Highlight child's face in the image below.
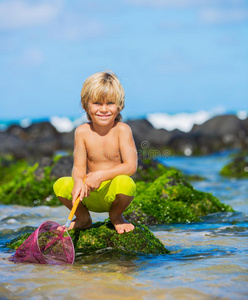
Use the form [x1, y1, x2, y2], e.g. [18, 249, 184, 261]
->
[88, 98, 119, 126]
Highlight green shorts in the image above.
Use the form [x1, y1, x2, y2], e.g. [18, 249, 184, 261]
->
[53, 175, 136, 213]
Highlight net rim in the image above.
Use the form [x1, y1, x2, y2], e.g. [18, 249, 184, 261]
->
[36, 220, 75, 265]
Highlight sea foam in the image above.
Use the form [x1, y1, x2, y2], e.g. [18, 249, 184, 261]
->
[50, 115, 87, 132]
[147, 111, 212, 132]
[147, 108, 247, 132]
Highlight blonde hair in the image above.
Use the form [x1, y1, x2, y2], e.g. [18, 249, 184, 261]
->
[81, 71, 125, 121]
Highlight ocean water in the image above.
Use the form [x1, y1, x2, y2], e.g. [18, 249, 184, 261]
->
[1, 109, 247, 133]
[0, 154, 247, 300]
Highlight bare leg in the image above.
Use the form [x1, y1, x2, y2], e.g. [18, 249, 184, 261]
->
[109, 194, 134, 234]
[58, 196, 92, 230]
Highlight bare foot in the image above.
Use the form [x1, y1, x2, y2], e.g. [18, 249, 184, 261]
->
[68, 217, 92, 230]
[109, 214, 134, 234]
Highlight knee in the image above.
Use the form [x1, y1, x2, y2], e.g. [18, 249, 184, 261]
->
[113, 175, 134, 184]
[112, 175, 136, 195]
[53, 177, 73, 198]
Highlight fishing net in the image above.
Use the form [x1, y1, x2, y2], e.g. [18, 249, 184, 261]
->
[10, 221, 75, 265]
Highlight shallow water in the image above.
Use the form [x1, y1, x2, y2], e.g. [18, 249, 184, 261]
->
[0, 154, 248, 300]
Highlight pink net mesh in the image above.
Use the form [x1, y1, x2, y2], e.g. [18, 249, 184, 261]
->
[11, 221, 75, 265]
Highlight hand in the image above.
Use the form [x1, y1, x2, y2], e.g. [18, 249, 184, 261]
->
[71, 179, 89, 204]
[84, 171, 104, 191]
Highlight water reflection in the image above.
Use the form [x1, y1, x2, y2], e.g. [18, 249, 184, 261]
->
[1, 154, 248, 299]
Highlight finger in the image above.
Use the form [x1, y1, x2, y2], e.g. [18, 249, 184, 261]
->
[79, 191, 84, 201]
[71, 193, 77, 203]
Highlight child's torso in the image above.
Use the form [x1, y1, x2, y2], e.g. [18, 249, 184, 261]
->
[85, 124, 122, 172]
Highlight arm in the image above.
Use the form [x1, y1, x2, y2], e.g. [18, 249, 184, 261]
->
[85, 124, 137, 189]
[71, 126, 88, 202]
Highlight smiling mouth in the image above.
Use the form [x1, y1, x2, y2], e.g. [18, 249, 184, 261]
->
[96, 114, 111, 118]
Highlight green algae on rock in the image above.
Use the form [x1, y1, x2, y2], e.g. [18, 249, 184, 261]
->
[132, 158, 205, 183]
[0, 156, 234, 226]
[220, 156, 248, 178]
[7, 221, 170, 256]
[0, 157, 60, 206]
[124, 169, 234, 225]
[132, 158, 170, 182]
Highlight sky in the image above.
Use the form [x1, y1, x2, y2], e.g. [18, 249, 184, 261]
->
[0, 0, 247, 120]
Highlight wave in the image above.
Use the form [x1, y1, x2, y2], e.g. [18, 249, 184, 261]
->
[50, 115, 87, 132]
[147, 108, 247, 132]
[1, 109, 247, 133]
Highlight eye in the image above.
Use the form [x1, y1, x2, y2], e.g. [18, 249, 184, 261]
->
[107, 101, 115, 105]
[93, 102, 100, 105]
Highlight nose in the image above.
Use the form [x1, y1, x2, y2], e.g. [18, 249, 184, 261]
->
[100, 104, 108, 112]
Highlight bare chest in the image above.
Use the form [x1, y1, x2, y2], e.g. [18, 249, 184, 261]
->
[86, 135, 121, 163]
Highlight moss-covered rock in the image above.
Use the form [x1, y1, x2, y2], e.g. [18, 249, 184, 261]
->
[0, 156, 233, 225]
[124, 169, 234, 225]
[132, 158, 205, 183]
[7, 221, 170, 256]
[0, 156, 28, 186]
[220, 156, 248, 178]
[0, 156, 60, 206]
[132, 158, 170, 182]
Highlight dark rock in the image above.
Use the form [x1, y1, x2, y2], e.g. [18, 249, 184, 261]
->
[132, 158, 169, 182]
[126, 118, 177, 149]
[167, 133, 223, 155]
[27, 137, 60, 157]
[34, 157, 54, 180]
[6, 124, 28, 140]
[50, 156, 73, 179]
[1, 122, 61, 158]
[191, 114, 248, 147]
[59, 130, 75, 151]
[24, 122, 59, 139]
[1, 114, 248, 159]
[168, 115, 248, 154]
[0, 132, 29, 159]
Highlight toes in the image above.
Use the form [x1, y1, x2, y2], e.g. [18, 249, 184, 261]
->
[115, 223, 135, 234]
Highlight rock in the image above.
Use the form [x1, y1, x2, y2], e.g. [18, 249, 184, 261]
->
[191, 114, 247, 138]
[132, 158, 169, 182]
[29, 137, 60, 157]
[124, 169, 234, 225]
[220, 155, 248, 178]
[2, 122, 61, 158]
[7, 221, 170, 257]
[59, 130, 75, 151]
[0, 132, 30, 159]
[167, 133, 221, 155]
[50, 156, 73, 178]
[24, 122, 59, 139]
[0, 161, 60, 206]
[6, 124, 28, 140]
[34, 157, 54, 180]
[191, 114, 248, 150]
[126, 119, 175, 149]
[23, 122, 61, 157]
[167, 115, 248, 155]
[2, 114, 248, 159]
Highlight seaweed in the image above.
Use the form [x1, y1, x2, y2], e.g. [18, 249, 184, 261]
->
[7, 221, 170, 256]
[124, 169, 234, 225]
[220, 155, 248, 178]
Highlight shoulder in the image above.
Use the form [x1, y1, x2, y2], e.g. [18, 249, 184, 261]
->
[116, 122, 132, 134]
[115, 122, 134, 139]
[75, 123, 91, 134]
[74, 123, 91, 137]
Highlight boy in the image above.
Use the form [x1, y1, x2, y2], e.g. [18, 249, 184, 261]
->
[53, 71, 137, 234]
